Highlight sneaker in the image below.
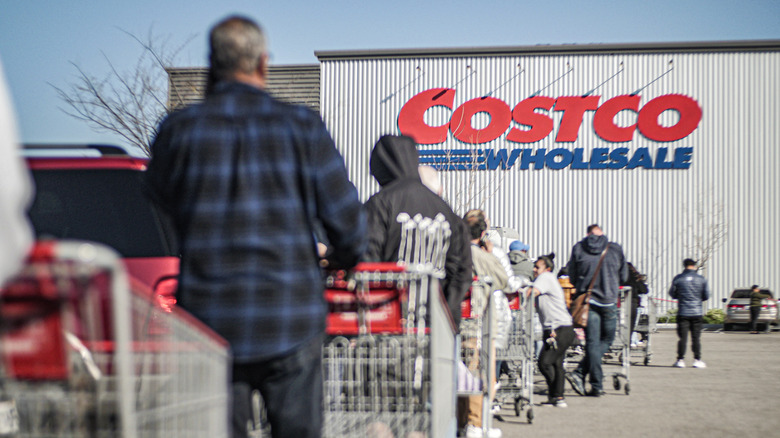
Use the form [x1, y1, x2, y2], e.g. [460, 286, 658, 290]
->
[541, 397, 570, 407]
[465, 424, 503, 438]
[566, 372, 586, 396]
[673, 359, 686, 368]
[491, 403, 502, 415]
[586, 389, 605, 397]
[692, 359, 707, 368]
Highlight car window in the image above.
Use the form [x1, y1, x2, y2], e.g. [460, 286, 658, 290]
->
[731, 290, 751, 299]
[28, 168, 177, 258]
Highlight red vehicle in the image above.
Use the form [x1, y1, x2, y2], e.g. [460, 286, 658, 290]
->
[23, 144, 179, 308]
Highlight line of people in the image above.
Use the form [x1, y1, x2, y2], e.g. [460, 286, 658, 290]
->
[0, 10, 733, 438]
[139, 13, 638, 433]
[448, 219, 632, 434]
[139, 13, 709, 438]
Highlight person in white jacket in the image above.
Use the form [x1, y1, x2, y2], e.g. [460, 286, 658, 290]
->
[0, 58, 34, 285]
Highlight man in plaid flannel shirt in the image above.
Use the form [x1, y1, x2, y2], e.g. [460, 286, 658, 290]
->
[146, 16, 365, 438]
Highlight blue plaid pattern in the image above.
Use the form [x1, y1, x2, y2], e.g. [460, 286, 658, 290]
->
[146, 81, 365, 361]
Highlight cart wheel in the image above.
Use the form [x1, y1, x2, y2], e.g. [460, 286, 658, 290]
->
[644, 356, 650, 366]
[527, 408, 534, 424]
[613, 376, 621, 391]
[625, 383, 630, 395]
[514, 399, 522, 417]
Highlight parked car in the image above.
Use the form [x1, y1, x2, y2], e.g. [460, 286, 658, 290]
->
[722, 288, 778, 331]
[23, 144, 179, 308]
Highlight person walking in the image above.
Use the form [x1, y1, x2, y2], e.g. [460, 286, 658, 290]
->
[749, 285, 772, 334]
[528, 254, 575, 408]
[564, 224, 628, 397]
[145, 15, 366, 438]
[669, 259, 710, 368]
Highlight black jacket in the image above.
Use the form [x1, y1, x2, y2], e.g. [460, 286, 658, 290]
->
[565, 234, 628, 305]
[669, 269, 710, 316]
[363, 135, 472, 326]
[623, 262, 649, 301]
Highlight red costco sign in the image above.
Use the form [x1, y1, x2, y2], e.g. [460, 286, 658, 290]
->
[398, 88, 702, 145]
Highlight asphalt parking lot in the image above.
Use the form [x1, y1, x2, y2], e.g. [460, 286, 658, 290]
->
[493, 328, 780, 438]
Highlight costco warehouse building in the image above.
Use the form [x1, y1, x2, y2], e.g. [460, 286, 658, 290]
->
[169, 40, 780, 314]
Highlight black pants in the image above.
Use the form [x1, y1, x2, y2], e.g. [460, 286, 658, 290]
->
[232, 334, 324, 438]
[750, 306, 762, 331]
[538, 325, 575, 399]
[676, 316, 703, 360]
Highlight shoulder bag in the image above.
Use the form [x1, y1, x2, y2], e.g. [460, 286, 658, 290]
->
[570, 246, 609, 328]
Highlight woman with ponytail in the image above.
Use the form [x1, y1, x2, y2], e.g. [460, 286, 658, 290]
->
[528, 253, 575, 408]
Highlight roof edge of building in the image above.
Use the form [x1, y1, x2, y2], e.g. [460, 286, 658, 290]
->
[315, 40, 780, 60]
[166, 64, 319, 73]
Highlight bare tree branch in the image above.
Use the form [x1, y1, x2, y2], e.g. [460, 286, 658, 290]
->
[49, 27, 194, 156]
[681, 187, 729, 275]
[450, 145, 508, 217]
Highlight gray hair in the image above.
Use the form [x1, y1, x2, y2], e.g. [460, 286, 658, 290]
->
[209, 16, 267, 81]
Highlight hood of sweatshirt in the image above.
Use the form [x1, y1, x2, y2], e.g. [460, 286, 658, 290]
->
[369, 135, 420, 187]
[508, 250, 530, 264]
[581, 234, 609, 255]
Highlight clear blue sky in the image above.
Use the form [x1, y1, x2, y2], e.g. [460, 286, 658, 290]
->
[1, 0, 778, 151]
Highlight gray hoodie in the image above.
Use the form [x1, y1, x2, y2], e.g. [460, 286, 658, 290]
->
[565, 234, 628, 305]
[508, 249, 534, 282]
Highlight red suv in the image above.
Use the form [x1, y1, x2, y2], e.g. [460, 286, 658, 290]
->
[23, 144, 179, 307]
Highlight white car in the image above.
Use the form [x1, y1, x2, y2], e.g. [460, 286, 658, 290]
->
[722, 289, 778, 331]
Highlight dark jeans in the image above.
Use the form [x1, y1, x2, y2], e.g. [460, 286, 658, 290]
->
[538, 325, 575, 399]
[232, 334, 324, 438]
[677, 316, 703, 360]
[750, 306, 762, 331]
[574, 304, 617, 392]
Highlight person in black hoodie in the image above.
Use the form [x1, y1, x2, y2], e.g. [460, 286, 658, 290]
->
[564, 224, 628, 397]
[364, 134, 472, 327]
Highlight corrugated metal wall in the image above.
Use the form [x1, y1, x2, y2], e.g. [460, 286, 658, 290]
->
[319, 45, 780, 314]
[167, 65, 320, 113]
[167, 68, 206, 110]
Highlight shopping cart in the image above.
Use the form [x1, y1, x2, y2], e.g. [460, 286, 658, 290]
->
[561, 279, 586, 374]
[631, 295, 658, 366]
[603, 286, 632, 395]
[493, 289, 535, 423]
[323, 213, 458, 438]
[0, 240, 230, 438]
[458, 277, 507, 434]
